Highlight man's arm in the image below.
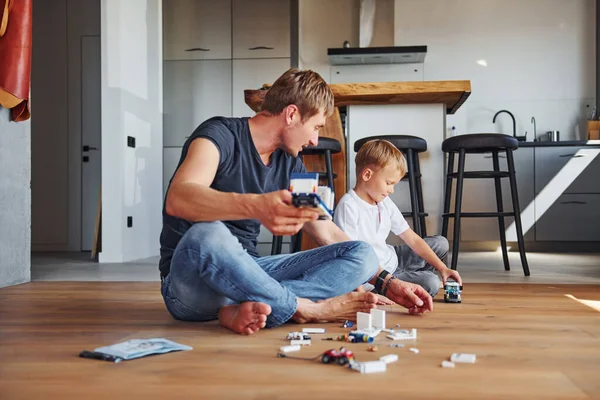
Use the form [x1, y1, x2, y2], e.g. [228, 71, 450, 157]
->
[166, 138, 318, 236]
[301, 219, 350, 247]
[399, 229, 462, 285]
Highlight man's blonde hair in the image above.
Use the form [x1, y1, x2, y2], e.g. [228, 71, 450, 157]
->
[261, 68, 334, 121]
[355, 139, 407, 178]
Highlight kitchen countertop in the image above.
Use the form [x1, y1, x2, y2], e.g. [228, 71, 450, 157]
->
[519, 140, 600, 147]
[245, 80, 471, 115]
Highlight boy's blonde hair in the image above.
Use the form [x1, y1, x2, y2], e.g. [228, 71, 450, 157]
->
[261, 68, 334, 122]
[355, 139, 407, 178]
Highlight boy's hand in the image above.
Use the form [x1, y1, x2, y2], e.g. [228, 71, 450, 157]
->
[385, 279, 433, 315]
[440, 268, 462, 286]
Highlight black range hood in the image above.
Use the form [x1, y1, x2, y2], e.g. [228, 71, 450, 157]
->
[327, 45, 427, 66]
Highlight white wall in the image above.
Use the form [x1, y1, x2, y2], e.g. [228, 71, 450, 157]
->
[395, 0, 596, 141]
[100, 0, 163, 262]
[0, 108, 31, 287]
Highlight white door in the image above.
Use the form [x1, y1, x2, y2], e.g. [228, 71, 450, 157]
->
[81, 35, 101, 251]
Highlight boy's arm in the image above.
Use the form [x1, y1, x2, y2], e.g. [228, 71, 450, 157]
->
[399, 229, 462, 285]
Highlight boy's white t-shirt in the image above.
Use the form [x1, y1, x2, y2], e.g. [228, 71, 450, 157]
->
[334, 189, 410, 275]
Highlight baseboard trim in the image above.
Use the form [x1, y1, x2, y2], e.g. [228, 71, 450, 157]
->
[455, 241, 600, 253]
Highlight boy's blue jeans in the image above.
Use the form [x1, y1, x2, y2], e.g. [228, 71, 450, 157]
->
[160, 221, 379, 328]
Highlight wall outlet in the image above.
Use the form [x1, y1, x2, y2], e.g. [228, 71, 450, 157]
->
[127, 216, 133, 227]
[127, 136, 136, 148]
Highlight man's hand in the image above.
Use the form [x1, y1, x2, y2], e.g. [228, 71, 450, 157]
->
[439, 268, 463, 286]
[376, 294, 396, 306]
[385, 279, 433, 315]
[254, 190, 319, 236]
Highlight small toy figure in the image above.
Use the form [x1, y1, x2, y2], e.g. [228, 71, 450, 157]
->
[367, 346, 378, 352]
[342, 320, 354, 328]
[444, 281, 462, 303]
[321, 347, 354, 365]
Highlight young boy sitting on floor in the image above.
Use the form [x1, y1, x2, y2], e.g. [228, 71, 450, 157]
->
[334, 139, 462, 296]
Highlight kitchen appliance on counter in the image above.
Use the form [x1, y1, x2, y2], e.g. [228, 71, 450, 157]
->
[537, 130, 560, 142]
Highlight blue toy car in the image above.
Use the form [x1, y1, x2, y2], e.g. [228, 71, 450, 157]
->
[444, 281, 462, 303]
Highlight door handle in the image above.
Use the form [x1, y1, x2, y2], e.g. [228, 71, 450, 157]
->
[249, 46, 274, 50]
[559, 154, 585, 158]
[560, 201, 587, 205]
[185, 48, 210, 52]
[83, 145, 98, 152]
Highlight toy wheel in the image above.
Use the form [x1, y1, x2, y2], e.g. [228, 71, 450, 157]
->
[338, 356, 348, 365]
[321, 355, 330, 364]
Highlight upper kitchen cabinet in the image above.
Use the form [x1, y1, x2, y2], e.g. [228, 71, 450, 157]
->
[163, 0, 232, 60]
[163, 59, 232, 147]
[232, 58, 291, 117]
[232, 0, 290, 59]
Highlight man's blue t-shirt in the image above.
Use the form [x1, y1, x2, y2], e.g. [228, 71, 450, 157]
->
[159, 117, 306, 278]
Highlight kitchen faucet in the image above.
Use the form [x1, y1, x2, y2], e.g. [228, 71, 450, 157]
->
[531, 116, 536, 139]
[493, 109, 526, 141]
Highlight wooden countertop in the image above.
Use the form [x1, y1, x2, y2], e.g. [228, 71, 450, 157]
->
[244, 80, 471, 114]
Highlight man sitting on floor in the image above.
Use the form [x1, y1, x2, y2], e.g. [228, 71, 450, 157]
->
[159, 68, 433, 335]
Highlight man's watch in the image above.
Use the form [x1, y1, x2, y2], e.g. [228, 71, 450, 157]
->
[374, 270, 390, 294]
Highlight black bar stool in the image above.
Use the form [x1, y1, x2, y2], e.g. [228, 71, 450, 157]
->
[354, 135, 429, 237]
[271, 137, 342, 255]
[441, 133, 530, 276]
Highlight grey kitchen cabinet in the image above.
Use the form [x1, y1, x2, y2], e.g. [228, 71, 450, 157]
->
[232, 0, 291, 59]
[163, 60, 232, 147]
[163, 147, 183, 196]
[535, 194, 600, 241]
[458, 148, 535, 242]
[232, 58, 291, 117]
[535, 147, 600, 195]
[163, 0, 232, 60]
[534, 146, 600, 241]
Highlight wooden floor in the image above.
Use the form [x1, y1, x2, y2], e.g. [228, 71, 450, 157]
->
[1, 283, 599, 400]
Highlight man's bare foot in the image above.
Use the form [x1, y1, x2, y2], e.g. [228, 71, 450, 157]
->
[292, 292, 378, 324]
[218, 302, 272, 335]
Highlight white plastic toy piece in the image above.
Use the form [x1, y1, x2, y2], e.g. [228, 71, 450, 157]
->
[290, 339, 311, 346]
[289, 173, 318, 194]
[286, 332, 310, 340]
[349, 360, 387, 374]
[382, 328, 395, 333]
[388, 343, 405, 348]
[302, 328, 326, 334]
[353, 310, 383, 337]
[450, 353, 476, 363]
[356, 312, 372, 331]
[379, 354, 399, 364]
[441, 361, 456, 368]
[386, 328, 417, 341]
[280, 345, 301, 353]
[371, 309, 386, 330]
[409, 348, 419, 354]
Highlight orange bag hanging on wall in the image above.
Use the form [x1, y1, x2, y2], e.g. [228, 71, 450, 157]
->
[0, 0, 32, 122]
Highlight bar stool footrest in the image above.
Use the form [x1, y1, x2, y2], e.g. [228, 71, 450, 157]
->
[448, 171, 510, 179]
[443, 212, 515, 218]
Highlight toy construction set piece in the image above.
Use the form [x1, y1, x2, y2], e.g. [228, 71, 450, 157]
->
[289, 173, 334, 220]
[444, 280, 462, 303]
[386, 328, 417, 341]
[322, 332, 374, 344]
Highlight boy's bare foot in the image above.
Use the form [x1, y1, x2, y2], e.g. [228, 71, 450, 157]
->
[292, 292, 378, 324]
[218, 302, 272, 335]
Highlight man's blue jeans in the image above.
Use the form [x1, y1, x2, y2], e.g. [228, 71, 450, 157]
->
[161, 221, 379, 328]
